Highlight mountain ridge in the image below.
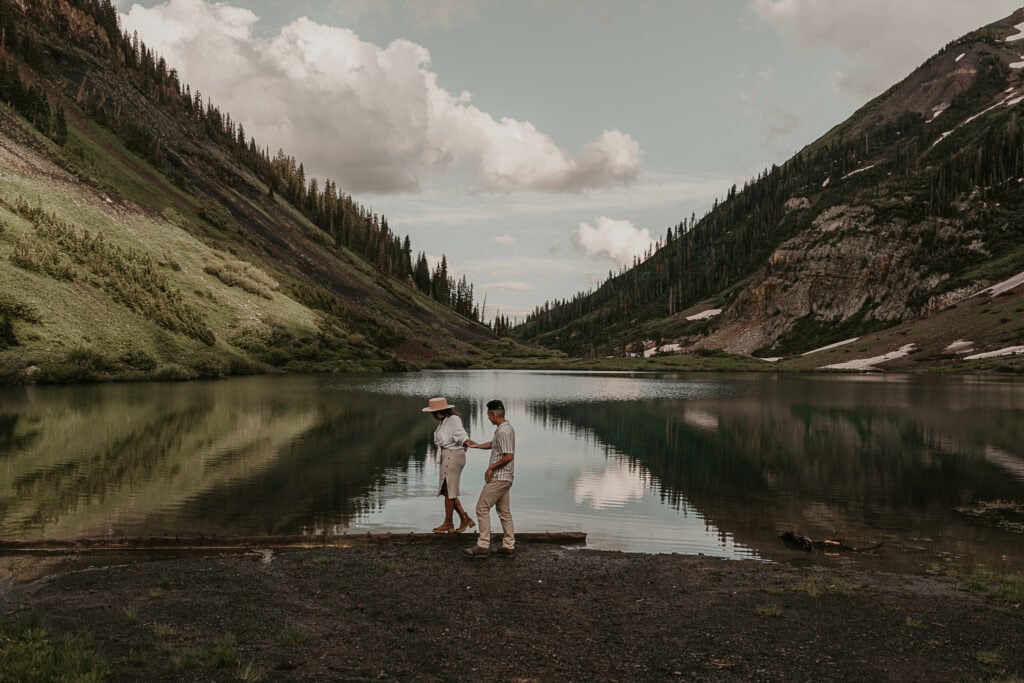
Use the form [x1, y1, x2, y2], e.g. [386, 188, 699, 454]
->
[0, 0, 536, 383]
[515, 7, 1024, 373]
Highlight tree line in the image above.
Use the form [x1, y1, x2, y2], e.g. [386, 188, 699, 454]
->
[516, 41, 1024, 353]
[2, 0, 485, 324]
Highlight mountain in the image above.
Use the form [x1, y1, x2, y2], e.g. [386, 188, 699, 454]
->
[0, 0, 518, 383]
[516, 9, 1024, 373]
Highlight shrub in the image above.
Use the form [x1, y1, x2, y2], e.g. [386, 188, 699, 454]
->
[226, 354, 268, 376]
[0, 316, 16, 348]
[152, 363, 197, 381]
[2, 197, 214, 345]
[203, 256, 279, 299]
[0, 356, 28, 384]
[32, 348, 119, 382]
[188, 353, 230, 379]
[119, 349, 157, 371]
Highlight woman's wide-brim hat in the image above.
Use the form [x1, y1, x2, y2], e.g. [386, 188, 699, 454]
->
[422, 396, 455, 412]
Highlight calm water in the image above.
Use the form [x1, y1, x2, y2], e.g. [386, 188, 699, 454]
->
[2, 371, 1023, 571]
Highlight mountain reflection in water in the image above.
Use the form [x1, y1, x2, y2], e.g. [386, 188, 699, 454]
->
[1, 371, 1022, 571]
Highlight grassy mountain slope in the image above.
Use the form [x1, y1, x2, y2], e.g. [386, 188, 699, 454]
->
[0, 0, 504, 383]
[516, 8, 1024, 373]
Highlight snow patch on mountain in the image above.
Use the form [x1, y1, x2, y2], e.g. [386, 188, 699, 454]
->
[974, 270, 1024, 297]
[1006, 22, 1024, 42]
[944, 340, 975, 354]
[686, 308, 722, 321]
[802, 337, 860, 356]
[842, 164, 876, 180]
[964, 345, 1024, 360]
[819, 344, 915, 371]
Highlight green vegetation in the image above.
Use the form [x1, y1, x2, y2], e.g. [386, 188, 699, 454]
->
[754, 604, 783, 617]
[976, 650, 1006, 676]
[0, 0, 497, 386]
[478, 350, 773, 373]
[5, 196, 214, 344]
[203, 255, 279, 300]
[236, 659, 267, 682]
[959, 568, 1024, 604]
[279, 624, 313, 646]
[511, 18, 1024, 361]
[0, 618, 108, 682]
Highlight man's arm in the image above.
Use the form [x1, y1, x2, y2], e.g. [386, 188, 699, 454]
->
[465, 440, 492, 449]
[485, 453, 514, 482]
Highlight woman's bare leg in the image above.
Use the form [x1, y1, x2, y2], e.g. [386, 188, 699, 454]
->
[444, 498, 455, 524]
[433, 481, 455, 532]
[453, 497, 474, 531]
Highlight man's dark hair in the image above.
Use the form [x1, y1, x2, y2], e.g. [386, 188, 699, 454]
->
[486, 399, 505, 413]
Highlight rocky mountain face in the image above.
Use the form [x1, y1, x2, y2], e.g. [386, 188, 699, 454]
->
[0, 0, 494, 383]
[517, 8, 1024, 370]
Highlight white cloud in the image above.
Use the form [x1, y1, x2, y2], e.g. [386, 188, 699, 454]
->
[479, 281, 535, 292]
[751, 0, 1021, 99]
[121, 0, 639, 194]
[571, 216, 657, 266]
[493, 234, 517, 247]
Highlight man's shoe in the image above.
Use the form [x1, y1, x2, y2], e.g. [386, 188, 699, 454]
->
[492, 546, 516, 558]
[462, 545, 490, 558]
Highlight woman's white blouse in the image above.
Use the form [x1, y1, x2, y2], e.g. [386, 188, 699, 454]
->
[434, 415, 469, 449]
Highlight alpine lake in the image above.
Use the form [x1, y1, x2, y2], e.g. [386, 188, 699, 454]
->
[2, 370, 1023, 573]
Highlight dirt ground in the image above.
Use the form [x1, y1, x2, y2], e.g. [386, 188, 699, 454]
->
[2, 543, 1022, 681]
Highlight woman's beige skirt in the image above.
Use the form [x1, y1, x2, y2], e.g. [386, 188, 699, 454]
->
[437, 447, 466, 498]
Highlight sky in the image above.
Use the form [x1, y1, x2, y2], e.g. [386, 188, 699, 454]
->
[116, 0, 1022, 320]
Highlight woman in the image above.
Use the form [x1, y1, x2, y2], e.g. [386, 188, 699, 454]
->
[422, 396, 476, 533]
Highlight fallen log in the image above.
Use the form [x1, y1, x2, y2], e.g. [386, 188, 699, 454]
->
[0, 531, 586, 554]
[778, 531, 882, 553]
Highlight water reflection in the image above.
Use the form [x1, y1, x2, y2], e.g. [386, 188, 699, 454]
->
[0, 371, 1022, 571]
[0, 378, 436, 538]
[529, 374, 1024, 568]
[572, 458, 650, 510]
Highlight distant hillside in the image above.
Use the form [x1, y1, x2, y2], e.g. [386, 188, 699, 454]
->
[516, 8, 1024, 373]
[0, 0, 503, 383]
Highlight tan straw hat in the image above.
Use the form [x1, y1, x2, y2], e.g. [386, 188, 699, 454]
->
[422, 396, 455, 412]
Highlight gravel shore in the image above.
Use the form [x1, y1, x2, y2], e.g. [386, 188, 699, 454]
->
[2, 543, 1023, 681]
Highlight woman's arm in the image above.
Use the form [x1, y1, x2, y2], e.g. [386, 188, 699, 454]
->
[451, 416, 470, 448]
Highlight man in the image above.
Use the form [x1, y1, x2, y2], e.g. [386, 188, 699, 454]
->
[463, 399, 515, 558]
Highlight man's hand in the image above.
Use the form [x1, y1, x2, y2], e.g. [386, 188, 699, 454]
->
[465, 439, 477, 448]
[484, 467, 493, 483]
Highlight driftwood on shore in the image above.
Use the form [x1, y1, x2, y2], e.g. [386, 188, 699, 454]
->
[778, 531, 883, 553]
[0, 531, 587, 554]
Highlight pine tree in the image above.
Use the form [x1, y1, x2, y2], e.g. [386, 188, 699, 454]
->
[53, 103, 67, 145]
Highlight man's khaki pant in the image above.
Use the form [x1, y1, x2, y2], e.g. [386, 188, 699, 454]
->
[475, 480, 514, 549]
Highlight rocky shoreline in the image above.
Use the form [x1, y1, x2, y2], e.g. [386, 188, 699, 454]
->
[2, 543, 1023, 680]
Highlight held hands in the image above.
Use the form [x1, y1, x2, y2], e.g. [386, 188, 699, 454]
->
[465, 439, 478, 448]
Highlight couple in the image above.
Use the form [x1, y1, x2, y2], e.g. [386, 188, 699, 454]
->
[423, 397, 516, 558]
